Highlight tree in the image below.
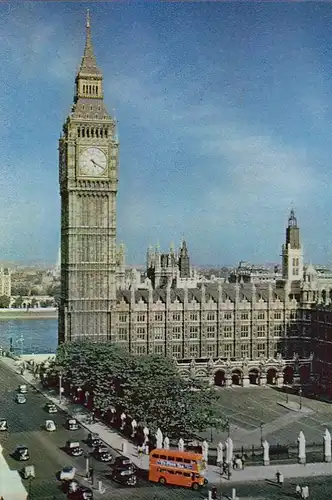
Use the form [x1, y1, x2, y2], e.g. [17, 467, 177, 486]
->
[50, 341, 225, 439]
[12, 296, 24, 308]
[0, 295, 10, 308]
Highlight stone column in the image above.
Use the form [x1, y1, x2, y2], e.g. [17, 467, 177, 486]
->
[276, 371, 284, 387]
[298, 431, 306, 464]
[324, 429, 332, 463]
[259, 371, 267, 387]
[225, 373, 232, 388]
[242, 375, 250, 387]
[262, 440, 270, 466]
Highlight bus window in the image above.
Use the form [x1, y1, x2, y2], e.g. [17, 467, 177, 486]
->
[168, 456, 175, 461]
[183, 472, 190, 477]
[160, 455, 167, 459]
[152, 454, 159, 458]
[168, 470, 175, 475]
[176, 457, 183, 462]
[175, 471, 183, 476]
[184, 459, 191, 464]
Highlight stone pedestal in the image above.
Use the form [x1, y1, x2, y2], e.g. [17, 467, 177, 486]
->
[276, 375, 284, 387]
[225, 376, 232, 388]
[259, 375, 267, 387]
[263, 459, 270, 466]
[242, 376, 250, 387]
[325, 455, 332, 463]
[298, 457, 306, 464]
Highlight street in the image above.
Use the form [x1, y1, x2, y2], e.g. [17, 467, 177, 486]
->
[3, 360, 332, 499]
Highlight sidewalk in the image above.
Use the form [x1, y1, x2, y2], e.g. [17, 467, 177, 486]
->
[3, 355, 332, 486]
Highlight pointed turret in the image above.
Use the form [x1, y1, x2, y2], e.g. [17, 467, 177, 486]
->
[179, 239, 190, 278]
[79, 10, 102, 76]
[282, 208, 303, 282]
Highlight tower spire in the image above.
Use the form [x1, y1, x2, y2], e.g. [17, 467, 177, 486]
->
[79, 9, 101, 75]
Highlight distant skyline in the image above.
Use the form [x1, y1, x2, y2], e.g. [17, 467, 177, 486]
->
[1, 2, 332, 266]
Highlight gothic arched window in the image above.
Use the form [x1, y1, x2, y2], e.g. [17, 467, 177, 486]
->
[77, 128, 81, 138]
[96, 85, 98, 95]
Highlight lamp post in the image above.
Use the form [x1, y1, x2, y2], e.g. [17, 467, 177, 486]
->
[84, 451, 90, 478]
[59, 371, 63, 404]
[210, 426, 213, 443]
[286, 390, 289, 404]
[299, 387, 303, 410]
[227, 421, 231, 439]
[28, 476, 34, 500]
[260, 422, 264, 446]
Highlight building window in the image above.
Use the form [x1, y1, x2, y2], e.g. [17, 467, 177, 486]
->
[136, 345, 146, 355]
[224, 344, 232, 357]
[206, 344, 215, 358]
[173, 313, 181, 321]
[274, 311, 282, 320]
[224, 326, 233, 338]
[274, 324, 282, 336]
[137, 327, 146, 340]
[240, 344, 249, 358]
[257, 312, 265, 320]
[189, 344, 199, 358]
[207, 313, 215, 321]
[257, 325, 266, 337]
[189, 326, 199, 339]
[118, 328, 128, 341]
[207, 326, 215, 338]
[257, 342, 266, 357]
[154, 327, 164, 340]
[240, 325, 249, 338]
[241, 312, 249, 320]
[290, 311, 297, 320]
[224, 312, 232, 320]
[119, 314, 127, 322]
[137, 313, 146, 322]
[172, 326, 181, 340]
[190, 313, 198, 321]
[154, 313, 163, 322]
[154, 345, 164, 355]
[172, 345, 182, 358]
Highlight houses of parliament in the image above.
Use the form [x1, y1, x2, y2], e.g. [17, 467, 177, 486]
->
[59, 13, 332, 389]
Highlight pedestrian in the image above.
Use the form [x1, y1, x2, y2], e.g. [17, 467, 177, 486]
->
[137, 444, 143, 457]
[89, 466, 94, 484]
[222, 461, 228, 475]
[301, 485, 309, 499]
[296, 484, 301, 496]
[211, 485, 217, 500]
[276, 470, 281, 484]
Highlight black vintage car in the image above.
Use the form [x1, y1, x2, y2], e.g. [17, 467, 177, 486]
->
[110, 468, 137, 487]
[65, 440, 83, 457]
[87, 432, 102, 448]
[13, 446, 30, 461]
[0, 419, 8, 431]
[112, 456, 136, 472]
[93, 446, 112, 462]
[69, 486, 94, 499]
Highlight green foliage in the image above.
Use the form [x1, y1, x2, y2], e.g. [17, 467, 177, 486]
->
[0, 295, 10, 308]
[12, 295, 24, 308]
[50, 341, 225, 438]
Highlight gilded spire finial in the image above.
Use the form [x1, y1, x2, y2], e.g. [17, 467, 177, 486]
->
[79, 9, 101, 75]
[86, 9, 90, 29]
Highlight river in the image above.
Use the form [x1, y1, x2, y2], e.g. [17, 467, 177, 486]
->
[0, 319, 58, 355]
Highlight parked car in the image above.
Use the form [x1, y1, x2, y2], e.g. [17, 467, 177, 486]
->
[21, 465, 35, 479]
[0, 419, 8, 431]
[15, 394, 26, 404]
[112, 456, 136, 472]
[67, 418, 79, 431]
[93, 446, 112, 462]
[110, 468, 138, 486]
[13, 446, 30, 461]
[59, 466, 77, 481]
[45, 419, 56, 432]
[87, 432, 102, 448]
[18, 384, 28, 394]
[69, 486, 94, 499]
[65, 441, 83, 457]
[45, 403, 57, 414]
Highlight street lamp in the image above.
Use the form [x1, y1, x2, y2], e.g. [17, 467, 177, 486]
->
[84, 451, 90, 478]
[27, 476, 34, 500]
[260, 422, 264, 446]
[227, 421, 231, 439]
[286, 390, 289, 404]
[210, 426, 213, 443]
[59, 371, 63, 404]
[299, 387, 303, 410]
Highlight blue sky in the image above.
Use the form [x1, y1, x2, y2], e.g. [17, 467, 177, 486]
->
[1, 1, 332, 266]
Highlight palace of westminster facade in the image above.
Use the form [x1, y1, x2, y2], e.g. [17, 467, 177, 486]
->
[59, 13, 332, 388]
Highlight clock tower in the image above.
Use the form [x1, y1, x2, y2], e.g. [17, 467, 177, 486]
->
[58, 11, 119, 344]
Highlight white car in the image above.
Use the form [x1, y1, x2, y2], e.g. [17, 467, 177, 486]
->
[45, 419, 56, 432]
[45, 403, 57, 414]
[18, 384, 28, 394]
[15, 394, 26, 404]
[59, 466, 77, 481]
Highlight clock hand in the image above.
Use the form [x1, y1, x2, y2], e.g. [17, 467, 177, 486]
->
[90, 159, 104, 170]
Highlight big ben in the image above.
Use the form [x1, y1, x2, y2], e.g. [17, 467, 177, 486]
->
[58, 11, 119, 343]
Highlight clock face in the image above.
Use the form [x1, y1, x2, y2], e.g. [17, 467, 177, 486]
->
[79, 148, 107, 177]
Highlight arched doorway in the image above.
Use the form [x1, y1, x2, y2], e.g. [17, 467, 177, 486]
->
[232, 369, 242, 386]
[299, 365, 310, 384]
[284, 366, 294, 385]
[214, 370, 226, 387]
[249, 369, 259, 385]
[267, 368, 277, 385]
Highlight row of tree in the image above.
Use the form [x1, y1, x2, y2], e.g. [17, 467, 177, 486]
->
[45, 341, 226, 438]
